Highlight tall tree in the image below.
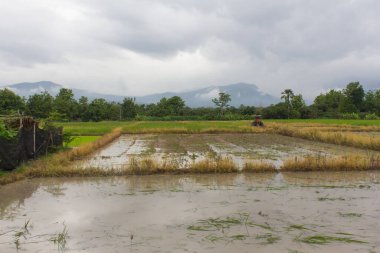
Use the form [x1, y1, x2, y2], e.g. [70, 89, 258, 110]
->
[78, 96, 89, 121]
[281, 89, 294, 119]
[342, 82, 365, 112]
[26, 91, 54, 118]
[212, 92, 231, 116]
[166, 96, 186, 115]
[53, 88, 77, 120]
[121, 97, 137, 119]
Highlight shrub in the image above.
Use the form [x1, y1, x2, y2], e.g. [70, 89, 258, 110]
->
[339, 113, 360, 119]
[364, 113, 379, 120]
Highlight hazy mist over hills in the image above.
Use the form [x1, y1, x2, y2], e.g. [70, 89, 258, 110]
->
[1, 81, 279, 107]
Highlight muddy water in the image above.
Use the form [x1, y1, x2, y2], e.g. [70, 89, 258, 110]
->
[77, 134, 374, 170]
[0, 172, 379, 253]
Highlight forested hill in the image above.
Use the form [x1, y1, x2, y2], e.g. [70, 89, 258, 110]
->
[1, 81, 279, 107]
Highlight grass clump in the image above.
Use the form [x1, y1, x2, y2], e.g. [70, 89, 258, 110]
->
[281, 154, 380, 172]
[50, 223, 69, 250]
[188, 157, 238, 173]
[297, 234, 366, 244]
[242, 161, 277, 173]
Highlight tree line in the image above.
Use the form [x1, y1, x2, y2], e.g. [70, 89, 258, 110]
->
[0, 82, 379, 121]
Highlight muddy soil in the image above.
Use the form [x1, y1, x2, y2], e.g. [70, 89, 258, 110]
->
[0, 172, 379, 253]
[76, 134, 377, 169]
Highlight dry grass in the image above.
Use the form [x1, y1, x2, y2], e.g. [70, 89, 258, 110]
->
[127, 157, 238, 174]
[268, 124, 380, 151]
[188, 157, 238, 173]
[242, 161, 277, 173]
[281, 154, 380, 172]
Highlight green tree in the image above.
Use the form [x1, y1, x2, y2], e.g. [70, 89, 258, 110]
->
[53, 88, 77, 120]
[166, 96, 185, 115]
[212, 92, 231, 116]
[26, 91, 54, 118]
[0, 88, 25, 114]
[313, 89, 343, 117]
[343, 82, 365, 111]
[281, 89, 294, 119]
[290, 94, 306, 118]
[121, 97, 137, 119]
[78, 96, 90, 121]
[87, 98, 108, 122]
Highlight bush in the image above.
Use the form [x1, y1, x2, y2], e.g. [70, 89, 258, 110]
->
[339, 113, 360, 119]
[0, 122, 17, 139]
[364, 113, 379, 120]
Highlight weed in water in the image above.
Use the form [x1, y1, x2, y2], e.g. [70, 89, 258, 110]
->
[50, 223, 69, 250]
[230, 234, 247, 241]
[256, 233, 280, 244]
[318, 196, 345, 201]
[338, 212, 362, 217]
[297, 234, 367, 244]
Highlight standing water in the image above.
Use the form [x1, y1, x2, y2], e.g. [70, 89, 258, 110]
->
[0, 172, 379, 252]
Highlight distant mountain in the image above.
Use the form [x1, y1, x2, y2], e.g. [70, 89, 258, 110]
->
[137, 83, 279, 107]
[1, 81, 125, 102]
[1, 81, 279, 107]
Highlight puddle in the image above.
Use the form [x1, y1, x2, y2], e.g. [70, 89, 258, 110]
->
[0, 172, 379, 252]
[76, 134, 377, 170]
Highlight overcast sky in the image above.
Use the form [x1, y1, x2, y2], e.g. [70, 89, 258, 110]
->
[0, 0, 379, 99]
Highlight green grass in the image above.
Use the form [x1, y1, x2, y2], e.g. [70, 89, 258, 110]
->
[65, 136, 101, 147]
[56, 119, 380, 135]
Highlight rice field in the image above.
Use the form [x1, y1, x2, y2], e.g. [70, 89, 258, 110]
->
[1, 120, 380, 252]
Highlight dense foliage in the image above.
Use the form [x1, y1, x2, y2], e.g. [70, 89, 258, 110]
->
[0, 82, 379, 121]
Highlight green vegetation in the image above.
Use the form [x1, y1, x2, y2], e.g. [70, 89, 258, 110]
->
[66, 136, 101, 147]
[1, 81, 379, 121]
[338, 212, 362, 217]
[256, 233, 281, 244]
[0, 121, 17, 139]
[297, 234, 367, 244]
[49, 223, 69, 250]
[57, 120, 380, 136]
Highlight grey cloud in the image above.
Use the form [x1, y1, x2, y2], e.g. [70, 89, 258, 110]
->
[0, 0, 379, 98]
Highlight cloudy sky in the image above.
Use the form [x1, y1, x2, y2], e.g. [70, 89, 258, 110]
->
[0, 0, 379, 99]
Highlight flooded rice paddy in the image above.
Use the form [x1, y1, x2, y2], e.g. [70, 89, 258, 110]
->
[77, 134, 375, 169]
[0, 172, 380, 252]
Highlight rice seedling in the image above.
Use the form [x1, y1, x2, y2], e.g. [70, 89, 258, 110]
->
[255, 233, 280, 244]
[338, 212, 362, 217]
[318, 196, 345, 201]
[12, 219, 31, 251]
[288, 224, 308, 230]
[242, 161, 277, 173]
[296, 234, 367, 244]
[49, 223, 69, 250]
[205, 234, 224, 242]
[230, 234, 247, 240]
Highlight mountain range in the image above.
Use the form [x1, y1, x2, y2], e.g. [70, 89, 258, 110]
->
[1, 81, 279, 107]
